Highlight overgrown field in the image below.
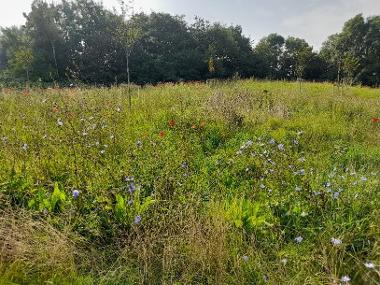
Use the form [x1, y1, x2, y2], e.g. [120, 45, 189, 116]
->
[0, 80, 379, 285]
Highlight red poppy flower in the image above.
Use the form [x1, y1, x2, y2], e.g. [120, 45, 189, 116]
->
[168, 120, 176, 128]
[371, 117, 380, 123]
[191, 124, 197, 130]
[159, 131, 166, 138]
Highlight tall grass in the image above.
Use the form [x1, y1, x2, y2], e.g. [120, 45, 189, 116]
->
[0, 80, 379, 284]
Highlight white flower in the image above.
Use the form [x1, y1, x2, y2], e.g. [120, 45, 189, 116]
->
[364, 262, 375, 269]
[22, 143, 28, 151]
[242, 255, 249, 262]
[340, 275, 350, 283]
[295, 236, 303, 243]
[300, 212, 308, 217]
[281, 258, 288, 265]
[57, 119, 63, 126]
[260, 184, 266, 189]
[361, 176, 368, 182]
[278, 144, 285, 151]
[268, 138, 276, 145]
[330, 237, 342, 246]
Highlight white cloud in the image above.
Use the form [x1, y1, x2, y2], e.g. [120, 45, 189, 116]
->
[281, 0, 380, 49]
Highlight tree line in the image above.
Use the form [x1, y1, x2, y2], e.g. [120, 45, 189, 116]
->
[0, 0, 379, 87]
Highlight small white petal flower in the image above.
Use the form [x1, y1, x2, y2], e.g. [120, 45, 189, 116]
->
[295, 236, 303, 243]
[278, 144, 285, 151]
[340, 275, 350, 283]
[364, 262, 375, 269]
[330, 237, 342, 246]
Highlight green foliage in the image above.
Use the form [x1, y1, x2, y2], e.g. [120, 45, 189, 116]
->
[3, 2, 379, 86]
[27, 182, 66, 213]
[224, 197, 272, 231]
[321, 14, 380, 86]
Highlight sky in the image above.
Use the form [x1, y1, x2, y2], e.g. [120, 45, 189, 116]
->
[1, 0, 380, 50]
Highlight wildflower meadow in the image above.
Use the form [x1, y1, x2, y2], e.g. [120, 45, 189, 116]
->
[0, 80, 379, 284]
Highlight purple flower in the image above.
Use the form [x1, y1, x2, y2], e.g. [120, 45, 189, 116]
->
[72, 189, 80, 199]
[333, 192, 340, 199]
[128, 182, 136, 193]
[134, 215, 142, 224]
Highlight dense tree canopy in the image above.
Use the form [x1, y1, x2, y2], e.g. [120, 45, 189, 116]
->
[0, 0, 379, 87]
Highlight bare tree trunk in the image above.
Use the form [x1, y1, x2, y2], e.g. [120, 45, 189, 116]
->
[126, 51, 131, 110]
[337, 61, 341, 87]
[26, 69, 30, 91]
[51, 41, 59, 82]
